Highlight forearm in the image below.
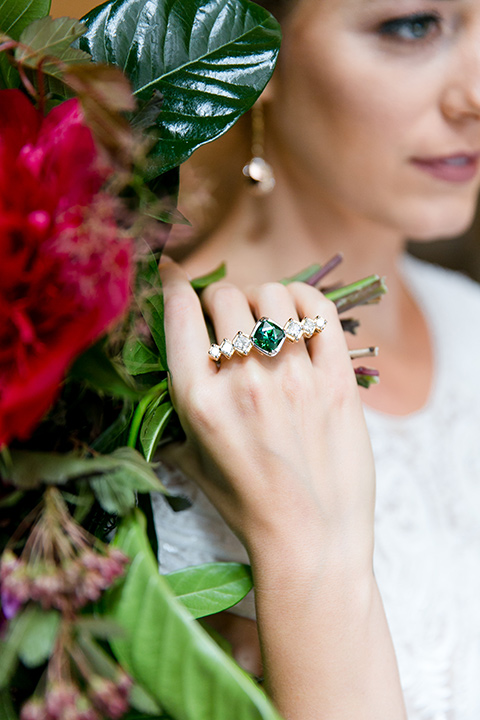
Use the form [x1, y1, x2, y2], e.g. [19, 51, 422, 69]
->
[251, 541, 407, 720]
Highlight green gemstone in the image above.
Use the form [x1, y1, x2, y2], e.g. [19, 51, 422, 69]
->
[252, 318, 286, 356]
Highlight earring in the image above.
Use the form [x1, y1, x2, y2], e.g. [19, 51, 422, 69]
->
[242, 103, 275, 195]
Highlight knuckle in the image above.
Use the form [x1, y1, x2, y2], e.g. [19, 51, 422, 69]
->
[204, 283, 242, 312]
[323, 365, 358, 409]
[163, 292, 192, 325]
[252, 281, 286, 305]
[280, 361, 307, 402]
[182, 383, 215, 429]
[232, 364, 266, 413]
[288, 281, 309, 295]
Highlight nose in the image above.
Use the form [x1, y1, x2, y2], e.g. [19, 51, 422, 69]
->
[440, 33, 480, 123]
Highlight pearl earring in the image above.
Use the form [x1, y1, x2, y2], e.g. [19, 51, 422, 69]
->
[242, 103, 275, 195]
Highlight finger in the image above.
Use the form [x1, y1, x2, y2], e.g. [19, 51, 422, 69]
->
[287, 282, 352, 370]
[201, 282, 256, 352]
[247, 281, 311, 359]
[159, 258, 211, 375]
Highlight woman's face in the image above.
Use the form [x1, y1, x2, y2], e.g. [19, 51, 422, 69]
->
[267, 0, 480, 239]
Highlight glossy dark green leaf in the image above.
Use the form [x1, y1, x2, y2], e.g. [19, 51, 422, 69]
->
[17, 608, 60, 668]
[140, 400, 173, 462]
[16, 16, 90, 76]
[0, 0, 51, 88]
[106, 510, 282, 720]
[80, 0, 281, 174]
[69, 341, 142, 401]
[165, 562, 253, 618]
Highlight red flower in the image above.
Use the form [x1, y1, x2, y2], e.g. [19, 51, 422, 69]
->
[0, 90, 133, 448]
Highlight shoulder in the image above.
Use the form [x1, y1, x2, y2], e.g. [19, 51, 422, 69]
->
[402, 253, 480, 307]
[402, 254, 480, 343]
[401, 255, 480, 395]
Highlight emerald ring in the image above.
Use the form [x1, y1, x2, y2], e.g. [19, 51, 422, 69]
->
[208, 315, 327, 363]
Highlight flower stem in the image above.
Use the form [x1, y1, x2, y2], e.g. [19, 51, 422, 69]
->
[326, 275, 387, 313]
[127, 380, 169, 450]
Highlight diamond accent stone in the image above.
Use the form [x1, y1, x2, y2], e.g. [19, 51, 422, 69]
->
[315, 315, 327, 332]
[208, 344, 222, 361]
[220, 339, 234, 358]
[284, 319, 303, 342]
[302, 317, 316, 338]
[251, 318, 286, 356]
[233, 332, 252, 356]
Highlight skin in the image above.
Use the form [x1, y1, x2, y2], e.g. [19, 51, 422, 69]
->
[160, 0, 480, 716]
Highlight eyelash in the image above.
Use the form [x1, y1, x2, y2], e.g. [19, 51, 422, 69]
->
[378, 12, 442, 42]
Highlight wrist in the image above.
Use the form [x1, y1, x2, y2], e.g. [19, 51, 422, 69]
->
[246, 523, 375, 597]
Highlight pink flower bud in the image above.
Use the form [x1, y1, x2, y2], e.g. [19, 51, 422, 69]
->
[45, 682, 79, 719]
[30, 570, 65, 610]
[0, 550, 20, 581]
[115, 669, 132, 699]
[76, 695, 101, 720]
[20, 698, 47, 720]
[88, 676, 129, 719]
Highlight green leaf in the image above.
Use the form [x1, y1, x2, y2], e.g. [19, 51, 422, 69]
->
[0, 0, 51, 37]
[15, 16, 90, 77]
[0, 606, 50, 688]
[165, 562, 253, 618]
[105, 510, 281, 720]
[0, 490, 24, 508]
[6, 447, 164, 497]
[136, 252, 168, 370]
[92, 404, 135, 454]
[88, 447, 166, 515]
[190, 263, 227, 291]
[123, 337, 165, 376]
[69, 341, 142, 400]
[74, 616, 127, 641]
[139, 400, 173, 462]
[17, 608, 60, 668]
[129, 683, 164, 716]
[0, 0, 51, 88]
[0, 689, 17, 720]
[81, 0, 281, 175]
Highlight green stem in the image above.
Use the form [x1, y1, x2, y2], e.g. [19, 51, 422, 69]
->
[326, 275, 387, 313]
[127, 380, 169, 449]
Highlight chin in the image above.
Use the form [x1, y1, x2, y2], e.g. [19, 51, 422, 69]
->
[401, 196, 478, 242]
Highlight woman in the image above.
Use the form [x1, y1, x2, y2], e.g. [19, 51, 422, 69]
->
[155, 0, 480, 717]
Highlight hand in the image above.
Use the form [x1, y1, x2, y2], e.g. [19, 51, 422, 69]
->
[159, 259, 376, 573]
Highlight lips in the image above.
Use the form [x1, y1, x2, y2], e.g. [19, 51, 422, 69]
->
[411, 153, 480, 183]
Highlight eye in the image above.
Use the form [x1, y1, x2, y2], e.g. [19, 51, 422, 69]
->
[378, 12, 441, 42]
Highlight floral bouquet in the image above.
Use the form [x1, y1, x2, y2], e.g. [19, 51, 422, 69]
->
[0, 2, 384, 719]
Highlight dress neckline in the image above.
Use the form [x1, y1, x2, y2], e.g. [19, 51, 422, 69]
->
[363, 254, 441, 424]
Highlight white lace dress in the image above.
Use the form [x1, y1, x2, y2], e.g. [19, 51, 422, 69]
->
[152, 255, 480, 720]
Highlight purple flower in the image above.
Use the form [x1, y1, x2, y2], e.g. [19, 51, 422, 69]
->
[0, 584, 22, 620]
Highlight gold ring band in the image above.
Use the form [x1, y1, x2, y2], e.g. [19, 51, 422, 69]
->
[208, 315, 327, 363]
